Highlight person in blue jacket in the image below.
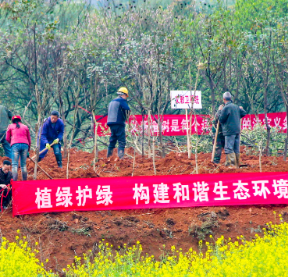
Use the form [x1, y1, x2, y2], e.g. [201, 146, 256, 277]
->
[38, 111, 64, 168]
[107, 87, 130, 159]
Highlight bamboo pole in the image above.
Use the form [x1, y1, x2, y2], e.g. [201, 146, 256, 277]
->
[185, 109, 191, 158]
[211, 121, 220, 162]
[92, 111, 99, 170]
[152, 136, 156, 175]
[28, 157, 53, 179]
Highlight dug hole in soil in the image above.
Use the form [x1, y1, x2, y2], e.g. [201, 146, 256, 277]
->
[0, 147, 288, 274]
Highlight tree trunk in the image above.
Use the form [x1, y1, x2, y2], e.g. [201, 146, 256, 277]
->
[284, 106, 288, 161]
[66, 104, 78, 179]
[158, 115, 165, 158]
[62, 114, 68, 158]
[148, 110, 152, 158]
[141, 113, 145, 157]
[152, 136, 156, 175]
[92, 111, 99, 170]
[264, 87, 271, 156]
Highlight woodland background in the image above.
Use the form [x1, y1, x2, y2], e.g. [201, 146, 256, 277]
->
[0, 0, 287, 155]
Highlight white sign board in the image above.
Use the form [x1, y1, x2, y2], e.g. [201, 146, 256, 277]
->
[170, 90, 202, 109]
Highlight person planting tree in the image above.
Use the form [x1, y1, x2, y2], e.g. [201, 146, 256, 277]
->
[38, 111, 64, 168]
[107, 87, 131, 159]
[217, 92, 247, 168]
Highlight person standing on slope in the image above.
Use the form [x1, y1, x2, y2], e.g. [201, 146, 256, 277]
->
[6, 115, 31, 181]
[107, 87, 130, 159]
[217, 92, 247, 168]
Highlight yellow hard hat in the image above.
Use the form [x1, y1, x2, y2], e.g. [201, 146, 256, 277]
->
[117, 87, 129, 97]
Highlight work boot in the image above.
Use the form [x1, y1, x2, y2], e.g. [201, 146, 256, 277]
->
[118, 148, 125, 159]
[225, 153, 236, 167]
[57, 160, 63, 168]
[213, 158, 220, 164]
[235, 153, 240, 168]
[107, 147, 114, 158]
[225, 154, 230, 167]
[22, 171, 27, 181]
[225, 153, 236, 168]
[55, 153, 63, 168]
[12, 171, 18, 182]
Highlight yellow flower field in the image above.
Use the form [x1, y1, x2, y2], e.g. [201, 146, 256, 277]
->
[1, 216, 288, 276]
[0, 230, 53, 276]
[66, 216, 288, 277]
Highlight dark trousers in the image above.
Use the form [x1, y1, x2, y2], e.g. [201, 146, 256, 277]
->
[1, 188, 12, 208]
[224, 134, 240, 154]
[108, 125, 126, 150]
[0, 131, 12, 159]
[213, 133, 225, 163]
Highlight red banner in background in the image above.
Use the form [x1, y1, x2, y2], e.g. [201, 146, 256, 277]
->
[242, 112, 287, 132]
[95, 114, 210, 137]
[95, 112, 287, 137]
[12, 172, 288, 216]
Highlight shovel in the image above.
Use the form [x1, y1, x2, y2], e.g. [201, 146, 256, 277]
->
[31, 141, 58, 160]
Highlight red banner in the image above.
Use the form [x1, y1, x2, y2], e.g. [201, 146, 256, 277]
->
[95, 114, 211, 136]
[12, 172, 288, 216]
[95, 112, 287, 137]
[242, 112, 287, 131]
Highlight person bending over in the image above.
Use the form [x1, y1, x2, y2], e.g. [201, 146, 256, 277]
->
[38, 111, 64, 168]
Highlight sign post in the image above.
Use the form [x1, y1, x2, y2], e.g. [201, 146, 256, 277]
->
[170, 90, 202, 110]
[171, 91, 202, 158]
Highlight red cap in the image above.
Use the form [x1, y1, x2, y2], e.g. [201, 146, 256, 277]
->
[12, 115, 22, 121]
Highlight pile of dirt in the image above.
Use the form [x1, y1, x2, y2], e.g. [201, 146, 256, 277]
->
[0, 148, 288, 273]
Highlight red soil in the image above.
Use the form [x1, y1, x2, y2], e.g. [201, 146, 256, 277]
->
[0, 148, 288, 274]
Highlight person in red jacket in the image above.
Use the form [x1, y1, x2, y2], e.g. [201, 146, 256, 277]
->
[6, 115, 31, 181]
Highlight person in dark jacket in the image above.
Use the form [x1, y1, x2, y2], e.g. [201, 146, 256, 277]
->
[217, 92, 247, 167]
[6, 115, 31, 181]
[212, 114, 225, 164]
[0, 160, 13, 209]
[0, 105, 12, 159]
[38, 111, 64, 168]
[107, 87, 130, 159]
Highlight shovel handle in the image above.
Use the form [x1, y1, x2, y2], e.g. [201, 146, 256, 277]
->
[31, 141, 57, 160]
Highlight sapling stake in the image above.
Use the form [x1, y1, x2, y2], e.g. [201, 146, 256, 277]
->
[152, 136, 156, 175]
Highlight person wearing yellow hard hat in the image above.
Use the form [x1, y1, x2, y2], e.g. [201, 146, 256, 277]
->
[107, 87, 130, 159]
